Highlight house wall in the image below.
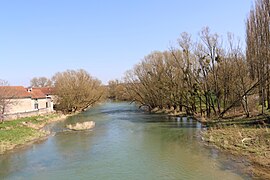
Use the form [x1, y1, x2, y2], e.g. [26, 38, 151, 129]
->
[37, 98, 53, 111]
[6, 98, 33, 114]
[4, 97, 54, 120]
[38, 98, 46, 109]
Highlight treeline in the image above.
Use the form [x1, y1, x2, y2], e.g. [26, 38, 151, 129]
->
[107, 79, 129, 101]
[121, 0, 270, 118]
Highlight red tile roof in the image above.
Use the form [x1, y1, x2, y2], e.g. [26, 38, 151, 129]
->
[30, 88, 46, 99]
[32, 87, 55, 95]
[0, 86, 54, 99]
[0, 86, 31, 98]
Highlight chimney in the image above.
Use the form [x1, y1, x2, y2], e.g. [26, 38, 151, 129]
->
[27, 87, 32, 92]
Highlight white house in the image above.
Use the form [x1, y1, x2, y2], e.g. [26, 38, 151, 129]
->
[0, 86, 54, 120]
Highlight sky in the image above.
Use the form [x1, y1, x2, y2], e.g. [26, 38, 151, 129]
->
[0, 0, 254, 86]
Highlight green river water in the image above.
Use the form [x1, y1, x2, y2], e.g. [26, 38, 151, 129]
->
[0, 102, 251, 180]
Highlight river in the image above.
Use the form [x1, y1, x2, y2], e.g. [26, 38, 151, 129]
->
[0, 102, 250, 179]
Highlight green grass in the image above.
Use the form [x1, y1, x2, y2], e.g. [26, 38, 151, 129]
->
[0, 114, 59, 154]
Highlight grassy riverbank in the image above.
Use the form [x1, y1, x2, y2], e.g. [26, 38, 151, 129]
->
[0, 114, 66, 154]
[202, 125, 270, 178]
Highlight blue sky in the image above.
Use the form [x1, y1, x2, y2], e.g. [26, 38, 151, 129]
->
[0, 0, 254, 85]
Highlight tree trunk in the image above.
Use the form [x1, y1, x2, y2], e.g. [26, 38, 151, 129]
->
[267, 84, 270, 109]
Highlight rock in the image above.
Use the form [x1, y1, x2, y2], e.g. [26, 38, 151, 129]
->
[66, 121, 95, 131]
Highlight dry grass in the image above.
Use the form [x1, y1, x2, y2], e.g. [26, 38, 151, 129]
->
[202, 125, 270, 178]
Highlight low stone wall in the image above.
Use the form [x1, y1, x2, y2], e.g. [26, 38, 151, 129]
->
[4, 108, 54, 121]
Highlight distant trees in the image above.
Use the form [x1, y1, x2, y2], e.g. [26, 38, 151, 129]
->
[107, 79, 129, 101]
[123, 27, 261, 118]
[30, 77, 52, 87]
[52, 69, 104, 113]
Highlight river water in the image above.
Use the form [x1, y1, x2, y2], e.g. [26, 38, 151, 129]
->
[0, 102, 250, 180]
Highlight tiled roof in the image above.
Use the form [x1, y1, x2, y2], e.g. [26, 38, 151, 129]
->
[30, 88, 46, 99]
[33, 87, 54, 95]
[0, 86, 54, 99]
[0, 86, 31, 98]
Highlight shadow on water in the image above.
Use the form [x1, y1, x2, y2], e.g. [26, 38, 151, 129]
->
[100, 109, 142, 115]
[126, 114, 204, 129]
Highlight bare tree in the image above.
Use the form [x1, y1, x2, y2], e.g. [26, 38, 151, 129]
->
[246, 0, 270, 113]
[30, 77, 52, 87]
[52, 69, 104, 113]
[107, 79, 129, 101]
[0, 80, 18, 123]
[123, 27, 258, 119]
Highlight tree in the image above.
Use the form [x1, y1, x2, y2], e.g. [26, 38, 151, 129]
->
[52, 69, 104, 113]
[198, 27, 223, 115]
[0, 80, 17, 123]
[30, 77, 52, 87]
[123, 27, 257, 119]
[107, 79, 129, 101]
[246, 0, 270, 112]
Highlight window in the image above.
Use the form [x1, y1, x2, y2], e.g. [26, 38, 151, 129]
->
[34, 103, 39, 109]
[46, 102, 49, 108]
[34, 99, 38, 109]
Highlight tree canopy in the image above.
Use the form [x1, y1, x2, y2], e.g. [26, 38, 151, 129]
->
[52, 69, 104, 113]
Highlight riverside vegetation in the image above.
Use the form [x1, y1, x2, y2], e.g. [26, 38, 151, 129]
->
[106, 0, 270, 178]
[202, 125, 270, 179]
[0, 69, 105, 154]
[0, 114, 66, 154]
[108, 0, 270, 121]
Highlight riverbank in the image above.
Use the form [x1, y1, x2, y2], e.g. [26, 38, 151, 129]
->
[202, 125, 270, 179]
[0, 113, 67, 154]
[149, 106, 270, 178]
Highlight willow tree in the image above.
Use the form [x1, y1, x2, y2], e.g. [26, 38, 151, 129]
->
[53, 69, 104, 113]
[124, 51, 176, 110]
